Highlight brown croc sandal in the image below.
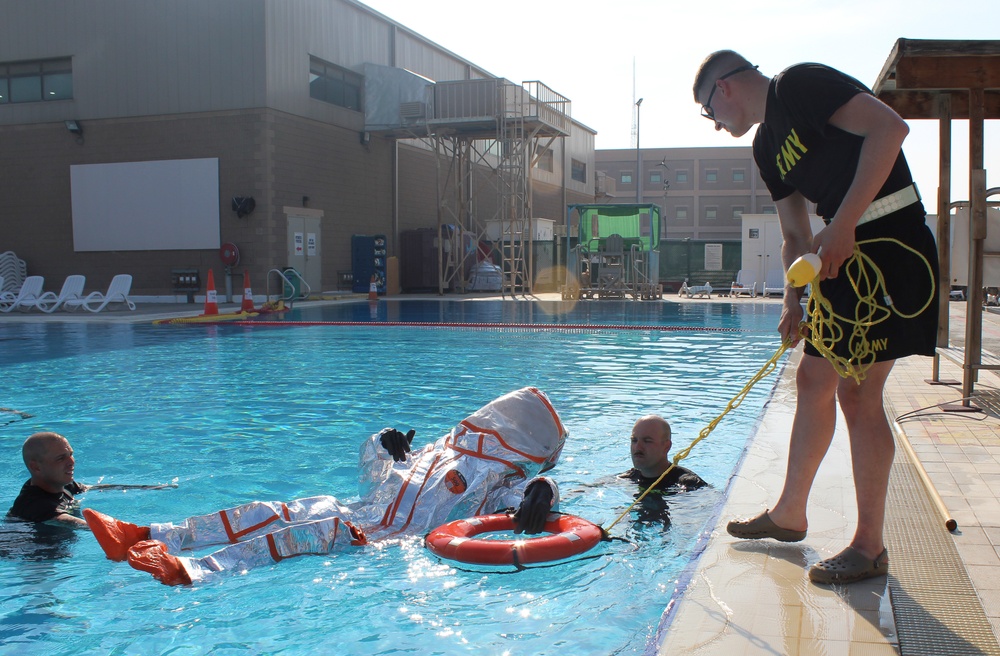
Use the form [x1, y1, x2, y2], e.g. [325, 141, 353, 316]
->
[809, 547, 888, 584]
[726, 510, 807, 542]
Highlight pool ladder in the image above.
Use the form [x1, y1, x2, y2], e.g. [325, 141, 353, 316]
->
[266, 268, 311, 309]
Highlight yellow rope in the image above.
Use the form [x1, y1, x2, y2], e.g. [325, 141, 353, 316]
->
[604, 340, 792, 534]
[803, 237, 936, 383]
[602, 236, 936, 536]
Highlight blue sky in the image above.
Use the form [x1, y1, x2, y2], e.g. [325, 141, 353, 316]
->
[361, 0, 998, 211]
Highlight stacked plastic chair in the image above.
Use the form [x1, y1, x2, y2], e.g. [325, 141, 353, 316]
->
[0, 251, 27, 294]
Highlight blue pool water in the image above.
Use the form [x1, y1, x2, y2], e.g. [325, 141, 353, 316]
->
[0, 300, 785, 654]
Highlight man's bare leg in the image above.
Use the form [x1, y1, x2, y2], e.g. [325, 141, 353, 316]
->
[766, 354, 840, 533]
[836, 359, 895, 559]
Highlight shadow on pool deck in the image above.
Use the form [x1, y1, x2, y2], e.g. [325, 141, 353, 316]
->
[5, 293, 1000, 654]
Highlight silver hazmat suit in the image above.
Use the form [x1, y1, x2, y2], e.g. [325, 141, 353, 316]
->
[149, 387, 566, 582]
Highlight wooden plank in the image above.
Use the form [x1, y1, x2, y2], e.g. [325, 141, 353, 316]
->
[937, 346, 1000, 370]
[936, 93, 952, 350]
[896, 56, 1000, 90]
[875, 90, 1000, 120]
[896, 39, 1000, 58]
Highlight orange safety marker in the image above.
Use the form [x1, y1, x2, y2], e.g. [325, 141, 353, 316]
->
[240, 270, 256, 313]
[203, 269, 219, 315]
[368, 274, 378, 301]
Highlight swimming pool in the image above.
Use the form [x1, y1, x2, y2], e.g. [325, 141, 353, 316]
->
[1, 300, 785, 654]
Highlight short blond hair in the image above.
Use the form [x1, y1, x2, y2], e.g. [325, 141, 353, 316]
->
[692, 50, 754, 102]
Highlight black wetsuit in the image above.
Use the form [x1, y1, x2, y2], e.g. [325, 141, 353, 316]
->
[619, 466, 707, 492]
[7, 480, 85, 523]
[617, 467, 707, 527]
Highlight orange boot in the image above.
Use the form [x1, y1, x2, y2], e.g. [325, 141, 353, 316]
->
[126, 540, 192, 586]
[84, 508, 151, 562]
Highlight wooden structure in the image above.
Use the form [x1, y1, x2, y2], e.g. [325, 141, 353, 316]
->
[873, 39, 1000, 408]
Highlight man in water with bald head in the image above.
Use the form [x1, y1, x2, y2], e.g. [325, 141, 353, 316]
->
[8, 432, 89, 527]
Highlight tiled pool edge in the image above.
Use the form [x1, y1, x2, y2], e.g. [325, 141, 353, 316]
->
[652, 346, 900, 655]
[647, 352, 793, 653]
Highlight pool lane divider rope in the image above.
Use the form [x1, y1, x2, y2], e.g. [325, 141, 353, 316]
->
[165, 320, 748, 332]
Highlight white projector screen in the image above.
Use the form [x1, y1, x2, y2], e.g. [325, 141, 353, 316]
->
[70, 158, 221, 251]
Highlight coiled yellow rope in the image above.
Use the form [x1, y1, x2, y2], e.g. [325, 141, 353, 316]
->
[804, 237, 936, 383]
[603, 238, 936, 536]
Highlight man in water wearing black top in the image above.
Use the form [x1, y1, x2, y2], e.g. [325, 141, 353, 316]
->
[8, 432, 88, 527]
[620, 415, 706, 492]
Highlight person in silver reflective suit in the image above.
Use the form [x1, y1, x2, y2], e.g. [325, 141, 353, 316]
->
[85, 387, 566, 585]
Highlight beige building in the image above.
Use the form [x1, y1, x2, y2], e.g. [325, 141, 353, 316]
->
[0, 0, 596, 298]
[595, 146, 777, 241]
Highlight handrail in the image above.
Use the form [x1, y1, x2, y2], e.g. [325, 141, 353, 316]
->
[266, 268, 312, 307]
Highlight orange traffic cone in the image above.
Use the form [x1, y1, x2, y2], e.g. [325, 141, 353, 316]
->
[368, 274, 378, 301]
[203, 269, 219, 315]
[240, 270, 256, 312]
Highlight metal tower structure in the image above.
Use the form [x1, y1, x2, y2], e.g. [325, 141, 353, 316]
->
[364, 68, 570, 296]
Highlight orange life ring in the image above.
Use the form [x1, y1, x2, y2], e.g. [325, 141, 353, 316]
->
[425, 513, 603, 566]
[220, 242, 240, 267]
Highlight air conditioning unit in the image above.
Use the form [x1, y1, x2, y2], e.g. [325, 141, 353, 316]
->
[595, 172, 615, 196]
[400, 102, 427, 119]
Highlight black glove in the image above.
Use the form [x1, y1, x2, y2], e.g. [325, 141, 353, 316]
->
[378, 428, 415, 462]
[512, 480, 554, 535]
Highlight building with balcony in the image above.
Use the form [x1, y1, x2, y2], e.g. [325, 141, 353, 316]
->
[0, 0, 596, 297]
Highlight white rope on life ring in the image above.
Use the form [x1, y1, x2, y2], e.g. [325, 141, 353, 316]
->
[425, 513, 603, 566]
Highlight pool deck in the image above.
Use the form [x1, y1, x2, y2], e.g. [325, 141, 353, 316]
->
[4, 293, 1000, 654]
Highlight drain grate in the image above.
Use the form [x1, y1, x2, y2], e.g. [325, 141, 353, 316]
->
[886, 395, 1000, 655]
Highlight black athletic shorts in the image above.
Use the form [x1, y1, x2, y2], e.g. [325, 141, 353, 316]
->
[803, 212, 939, 363]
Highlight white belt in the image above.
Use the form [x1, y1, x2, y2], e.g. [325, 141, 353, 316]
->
[857, 184, 920, 226]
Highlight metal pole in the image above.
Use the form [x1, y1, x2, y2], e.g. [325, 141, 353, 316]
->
[635, 98, 643, 204]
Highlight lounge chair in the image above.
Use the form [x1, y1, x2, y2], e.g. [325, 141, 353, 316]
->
[762, 269, 786, 297]
[21, 275, 87, 313]
[0, 276, 45, 313]
[679, 279, 713, 299]
[63, 274, 136, 312]
[730, 269, 757, 298]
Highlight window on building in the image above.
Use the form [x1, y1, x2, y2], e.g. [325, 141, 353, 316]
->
[571, 159, 587, 183]
[762, 205, 777, 214]
[650, 170, 662, 184]
[309, 56, 362, 111]
[706, 170, 718, 183]
[733, 206, 744, 219]
[705, 207, 717, 220]
[0, 58, 73, 103]
[676, 170, 688, 183]
[535, 147, 554, 172]
[620, 172, 633, 185]
[676, 207, 689, 220]
[733, 169, 745, 182]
